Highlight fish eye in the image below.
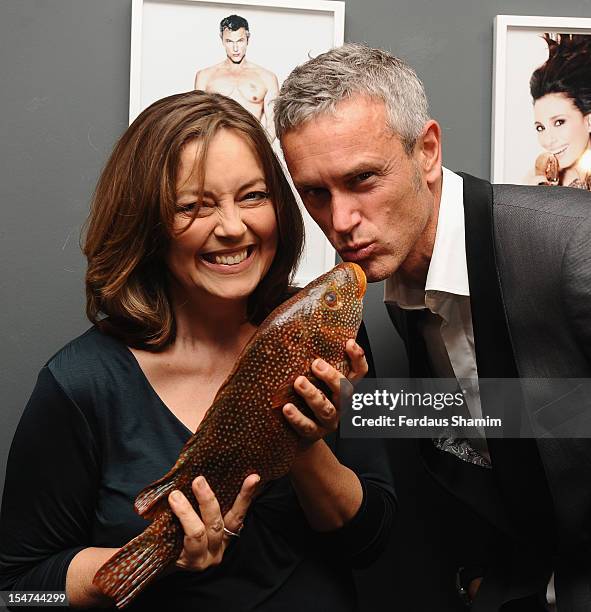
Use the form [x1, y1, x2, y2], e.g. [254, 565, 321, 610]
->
[324, 291, 338, 307]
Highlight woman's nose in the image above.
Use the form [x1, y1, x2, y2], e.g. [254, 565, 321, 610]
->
[213, 203, 247, 239]
[540, 128, 558, 150]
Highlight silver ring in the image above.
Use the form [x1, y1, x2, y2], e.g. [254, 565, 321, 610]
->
[223, 526, 241, 538]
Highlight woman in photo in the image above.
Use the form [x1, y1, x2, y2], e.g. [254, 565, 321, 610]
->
[0, 91, 395, 610]
[527, 34, 591, 189]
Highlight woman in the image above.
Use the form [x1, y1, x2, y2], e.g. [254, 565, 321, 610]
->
[528, 34, 591, 189]
[0, 91, 395, 610]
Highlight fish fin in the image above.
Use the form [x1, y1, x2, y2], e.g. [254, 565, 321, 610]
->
[135, 421, 212, 518]
[93, 511, 182, 609]
[135, 418, 215, 519]
[134, 471, 178, 519]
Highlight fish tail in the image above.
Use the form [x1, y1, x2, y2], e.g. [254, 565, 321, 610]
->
[93, 510, 183, 609]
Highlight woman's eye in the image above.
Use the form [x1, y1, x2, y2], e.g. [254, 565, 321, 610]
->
[324, 291, 338, 306]
[196, 202, 216, 217]
[241, 191, 269, 205]
[554, 119, 565, 127]
[176, 202, 196, 215]
[176, 202, 215, 217]
[535, 125, 544, 133]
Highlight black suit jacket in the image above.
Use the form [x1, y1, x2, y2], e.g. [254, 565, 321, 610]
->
[386, 173, 591, 611]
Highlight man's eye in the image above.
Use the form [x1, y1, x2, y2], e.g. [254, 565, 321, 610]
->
[355, 171, 375, 183]
[241, 191, 269, 205]
[303, 187, 328, 200]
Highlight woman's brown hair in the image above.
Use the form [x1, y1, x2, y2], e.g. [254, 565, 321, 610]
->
[83, 90, 304, 350]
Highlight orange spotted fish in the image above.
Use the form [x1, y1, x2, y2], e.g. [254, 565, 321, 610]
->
[93, 262, 367, 608]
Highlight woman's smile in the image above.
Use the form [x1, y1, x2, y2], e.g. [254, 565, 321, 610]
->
[198, 244, 256, 273]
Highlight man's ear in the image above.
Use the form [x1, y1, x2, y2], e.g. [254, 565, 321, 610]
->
[416, 120, 442, 185]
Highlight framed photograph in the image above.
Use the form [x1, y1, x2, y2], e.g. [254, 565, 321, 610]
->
[130, 0, 345, 285]
[492, 15, 591, 188]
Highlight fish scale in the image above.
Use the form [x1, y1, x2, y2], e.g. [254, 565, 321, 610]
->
[93, 262, 366, 608]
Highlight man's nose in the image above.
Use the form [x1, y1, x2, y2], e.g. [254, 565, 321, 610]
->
[330, 194, 361, 235]
[214, 204, 247, 239]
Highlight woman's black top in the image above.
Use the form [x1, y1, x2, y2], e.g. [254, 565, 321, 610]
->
[0, 325, 395, 611]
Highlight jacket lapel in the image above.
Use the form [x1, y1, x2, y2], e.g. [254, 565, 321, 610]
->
[458, 172, 554, 540]
[458, 172, 518, 379]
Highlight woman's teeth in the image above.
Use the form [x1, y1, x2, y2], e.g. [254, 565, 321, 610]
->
[213, 249, 248, 265]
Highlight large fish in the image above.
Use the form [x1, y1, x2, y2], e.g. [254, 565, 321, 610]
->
[93, 262, 367, 608]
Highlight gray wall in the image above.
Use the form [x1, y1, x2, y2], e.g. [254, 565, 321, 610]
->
[2, 0, 590, 507]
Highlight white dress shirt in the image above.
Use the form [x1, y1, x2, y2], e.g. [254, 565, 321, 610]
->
[384, 167, 485, 434]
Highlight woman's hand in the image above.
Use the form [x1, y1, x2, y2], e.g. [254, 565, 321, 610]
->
[167, 473, 259, 571]
[528, 173, 556, 186]
[283, 339, 368, 444]
[524, 167, 558, 186]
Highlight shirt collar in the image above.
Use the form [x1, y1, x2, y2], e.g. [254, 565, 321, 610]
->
[384, 167, 469, 309]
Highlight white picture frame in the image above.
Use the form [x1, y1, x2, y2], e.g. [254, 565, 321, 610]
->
[129, 0, 345, 285]
[491, 15, 591, 185]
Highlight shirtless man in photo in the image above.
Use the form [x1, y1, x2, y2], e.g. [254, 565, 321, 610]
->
[195, 15, 279, 140]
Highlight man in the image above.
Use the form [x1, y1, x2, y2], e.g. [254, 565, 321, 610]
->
[195, 15, 279, 140]
[274, 43, 591, 611]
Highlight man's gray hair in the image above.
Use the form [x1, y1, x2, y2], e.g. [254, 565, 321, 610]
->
[274, 43, 430, 153]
